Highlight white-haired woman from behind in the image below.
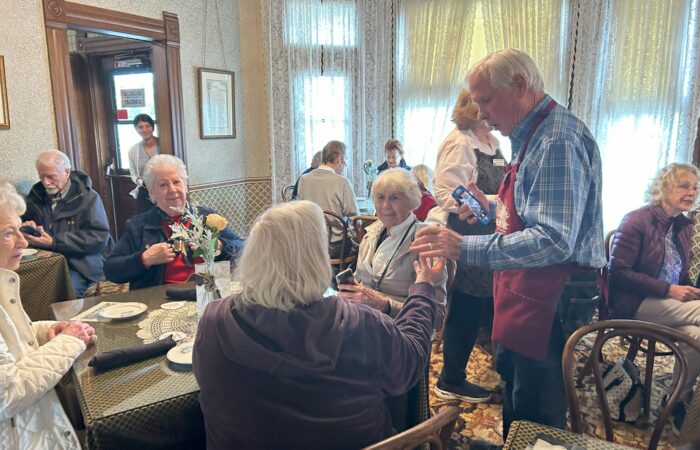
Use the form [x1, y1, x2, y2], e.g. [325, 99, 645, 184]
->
[338, 168, 447, 322]
[0, 182, 97, 450]
[193, 200, 444, 450]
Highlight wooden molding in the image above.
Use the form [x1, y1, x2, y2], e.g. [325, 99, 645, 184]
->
[189, 177, 272, 192]
[694, 115, 700, 165]
[42, 0, 184, 170]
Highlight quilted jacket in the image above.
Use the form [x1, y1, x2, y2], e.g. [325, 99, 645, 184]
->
[0, 268, 86, 449]
[608, 204, 693, 319]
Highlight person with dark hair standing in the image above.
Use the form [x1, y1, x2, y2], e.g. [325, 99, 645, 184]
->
[128, 113, 159, 213]
[377, 139, 410, 174]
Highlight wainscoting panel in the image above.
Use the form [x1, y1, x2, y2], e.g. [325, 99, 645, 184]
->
[189, 178, 272, 237]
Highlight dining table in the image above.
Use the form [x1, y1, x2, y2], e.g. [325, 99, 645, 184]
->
[502, 420, 635, 450]
[18, 248, 75, 320]
[52, 284, 205, 450]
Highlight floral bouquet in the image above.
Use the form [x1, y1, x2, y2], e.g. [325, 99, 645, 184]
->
[169, 207, 229, 316]
[363, 159, 378, 195]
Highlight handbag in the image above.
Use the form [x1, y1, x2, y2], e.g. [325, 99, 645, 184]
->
[602, 357, 644, 422]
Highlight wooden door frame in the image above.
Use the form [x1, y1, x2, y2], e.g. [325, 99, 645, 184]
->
[42, 0, 186, 169]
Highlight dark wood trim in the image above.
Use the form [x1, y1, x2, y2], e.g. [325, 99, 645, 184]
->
[42, 0, 185, 167]
[189, 177, 272, 192]
[694, 115, 700, 165]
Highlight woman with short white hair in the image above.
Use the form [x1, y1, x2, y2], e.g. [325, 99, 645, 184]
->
[193, 200, 445, 449]
[339, 168, 447, 320]
[104, 155, 244, 290]
[0, 182, 96, 450]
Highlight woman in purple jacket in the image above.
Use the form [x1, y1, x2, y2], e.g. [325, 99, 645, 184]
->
[609, 163, 700, 433]
[192, 200, 445, 450]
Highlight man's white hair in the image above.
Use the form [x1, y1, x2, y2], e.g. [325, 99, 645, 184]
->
[466, 48, 544, 93]
[372, 168, 422, 210]
[234, 200, 332, 311]
[36, 150, 71, 172]
[143, 155, 189, 191]
[0, 182, 26, 216]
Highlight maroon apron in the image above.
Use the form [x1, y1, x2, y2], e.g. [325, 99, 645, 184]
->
[492, 100, 581, 361]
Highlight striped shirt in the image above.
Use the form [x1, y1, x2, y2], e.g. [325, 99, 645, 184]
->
[459, 95, 606, 270]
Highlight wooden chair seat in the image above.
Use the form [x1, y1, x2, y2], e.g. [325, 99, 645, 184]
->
[362, 406, 459, 450]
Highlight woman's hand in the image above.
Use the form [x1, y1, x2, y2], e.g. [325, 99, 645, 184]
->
[668, 284, 700, 301]
[142, 242, 176, 268]
[53, 321, 97, 345]
[338, 283, 391, 313]
[414, 255, 446, 286]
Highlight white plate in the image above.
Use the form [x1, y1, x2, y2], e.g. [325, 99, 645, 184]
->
[158, 331, 187, 342]
[160, 301, 185, 310]
[167, 343, 194, 365]
[98, 302, 147, 320]
[21, 249, 38, 257]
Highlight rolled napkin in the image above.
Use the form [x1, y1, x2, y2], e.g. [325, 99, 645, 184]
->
[165, 285, 197, 300]
[88, 336, 177, 371]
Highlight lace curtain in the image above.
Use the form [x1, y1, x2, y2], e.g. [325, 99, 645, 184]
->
[261, 0, 393, 201]
[570, 0, 700, 229]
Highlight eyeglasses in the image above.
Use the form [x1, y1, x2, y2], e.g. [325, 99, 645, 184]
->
[674, 183, 698, 193]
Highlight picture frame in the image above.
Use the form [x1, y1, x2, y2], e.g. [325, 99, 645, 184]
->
[198, 68, 235, 139]
[0, 56, 9, 129]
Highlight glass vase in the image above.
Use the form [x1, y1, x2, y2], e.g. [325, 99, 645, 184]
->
[194, 260, 231, 320]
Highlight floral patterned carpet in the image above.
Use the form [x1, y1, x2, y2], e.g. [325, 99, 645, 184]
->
[428, 330, 680, 449]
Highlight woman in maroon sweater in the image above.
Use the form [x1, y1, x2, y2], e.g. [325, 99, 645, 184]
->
[609, 163, 700, 433]
[193, 200, 445, 450]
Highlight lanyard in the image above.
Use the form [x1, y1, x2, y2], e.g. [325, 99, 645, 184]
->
[515, 99, 557, 165]
[373, 219, 417, 291]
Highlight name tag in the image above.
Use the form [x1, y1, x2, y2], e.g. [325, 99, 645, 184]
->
[493, 158, 505, 167]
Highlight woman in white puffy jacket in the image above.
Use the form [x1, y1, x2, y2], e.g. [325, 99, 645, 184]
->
[0, 182, 97, 450]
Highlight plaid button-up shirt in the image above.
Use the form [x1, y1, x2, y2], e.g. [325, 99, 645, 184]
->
[459, 95, 606, 270]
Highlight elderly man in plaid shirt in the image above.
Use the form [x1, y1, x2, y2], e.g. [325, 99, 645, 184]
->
[411, 49, 605, 436]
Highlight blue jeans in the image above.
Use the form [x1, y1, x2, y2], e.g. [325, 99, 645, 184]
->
[496, 311, 567, 438]
[69, 269, 94, 298]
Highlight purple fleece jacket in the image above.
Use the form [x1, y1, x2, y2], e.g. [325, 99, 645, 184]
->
[193, 282, 436, 450]
[609, 204, 693, 319]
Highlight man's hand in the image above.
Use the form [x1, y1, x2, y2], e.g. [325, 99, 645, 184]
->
[409, 225, 462, 261]
[142, 242, 176, 268]
[457, 182, 490, 223]
[23, 224, 54, 247]
[668, 284, 700, 301]
[414, 255, 446, 286]
[50, 321, 97, 345]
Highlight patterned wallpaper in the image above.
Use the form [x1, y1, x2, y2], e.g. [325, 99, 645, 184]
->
[189, 178, 272, 237]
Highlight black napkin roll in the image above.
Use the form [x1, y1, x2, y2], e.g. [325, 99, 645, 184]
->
[88, 337, 177, 371]
[165, 285, 197, 300]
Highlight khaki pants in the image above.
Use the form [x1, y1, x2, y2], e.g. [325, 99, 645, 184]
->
[634, 297, 700, 402]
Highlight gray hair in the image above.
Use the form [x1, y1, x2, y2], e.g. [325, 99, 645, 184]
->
[143, 155, 188, 191]
[372, 168, 422, 210]
[234, 200, 332, 311]
[647, 163, 700, 206]
[466, 48, 544, 93]
[322, 140, 346, 164]
[310, 151, 323, 169]
[411, 164, 434, 192]
[36, 150, 71, 171]
[0, 182, 26, 216]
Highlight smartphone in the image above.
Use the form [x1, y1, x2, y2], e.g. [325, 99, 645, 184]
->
[335, 267, 356, 287]
[19, 225, 41, 237]
[451, 185, 490, 225]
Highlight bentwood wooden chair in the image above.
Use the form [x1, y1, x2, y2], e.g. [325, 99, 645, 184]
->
[563, 320, 700, 450]
[281, 184, 295, 202]
[352, 214, 378, 243]
[323, 210, 357, 271]
[362, 406, 459, 450]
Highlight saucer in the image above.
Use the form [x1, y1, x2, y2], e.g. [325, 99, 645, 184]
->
[167, 343, 194, 365]
[158, 331, 187, 342]
[98, 302, 147, 320]
[161, 301, 186, 310]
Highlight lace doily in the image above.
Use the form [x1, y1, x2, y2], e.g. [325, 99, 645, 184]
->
[136, 303, 198, 343]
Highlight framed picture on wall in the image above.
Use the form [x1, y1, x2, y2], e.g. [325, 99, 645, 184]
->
[0, 56, 9, 129]
[198, 68, 235, 139]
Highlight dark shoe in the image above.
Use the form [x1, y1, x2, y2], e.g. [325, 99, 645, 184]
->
[434, 379, 491, 403]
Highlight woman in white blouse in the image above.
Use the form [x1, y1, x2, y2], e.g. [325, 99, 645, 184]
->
[128, 114, 160, 213]
[338, 168, 446, 322]
[0, 182, 96, 449]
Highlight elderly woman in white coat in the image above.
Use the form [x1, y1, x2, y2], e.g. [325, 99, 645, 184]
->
[339, 168, 447, 321]
[0, 182, 96, 450]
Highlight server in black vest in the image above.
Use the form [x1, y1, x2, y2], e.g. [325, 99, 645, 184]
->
[429, 89, 506, 403]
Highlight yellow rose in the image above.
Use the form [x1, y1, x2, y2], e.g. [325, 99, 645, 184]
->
[206, 214, 228, 231]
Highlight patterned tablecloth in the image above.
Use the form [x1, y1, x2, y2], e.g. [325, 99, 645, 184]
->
[52, 284, 204, 450]
[503, 420, 635, 450]
[18, 249, 75, 320]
